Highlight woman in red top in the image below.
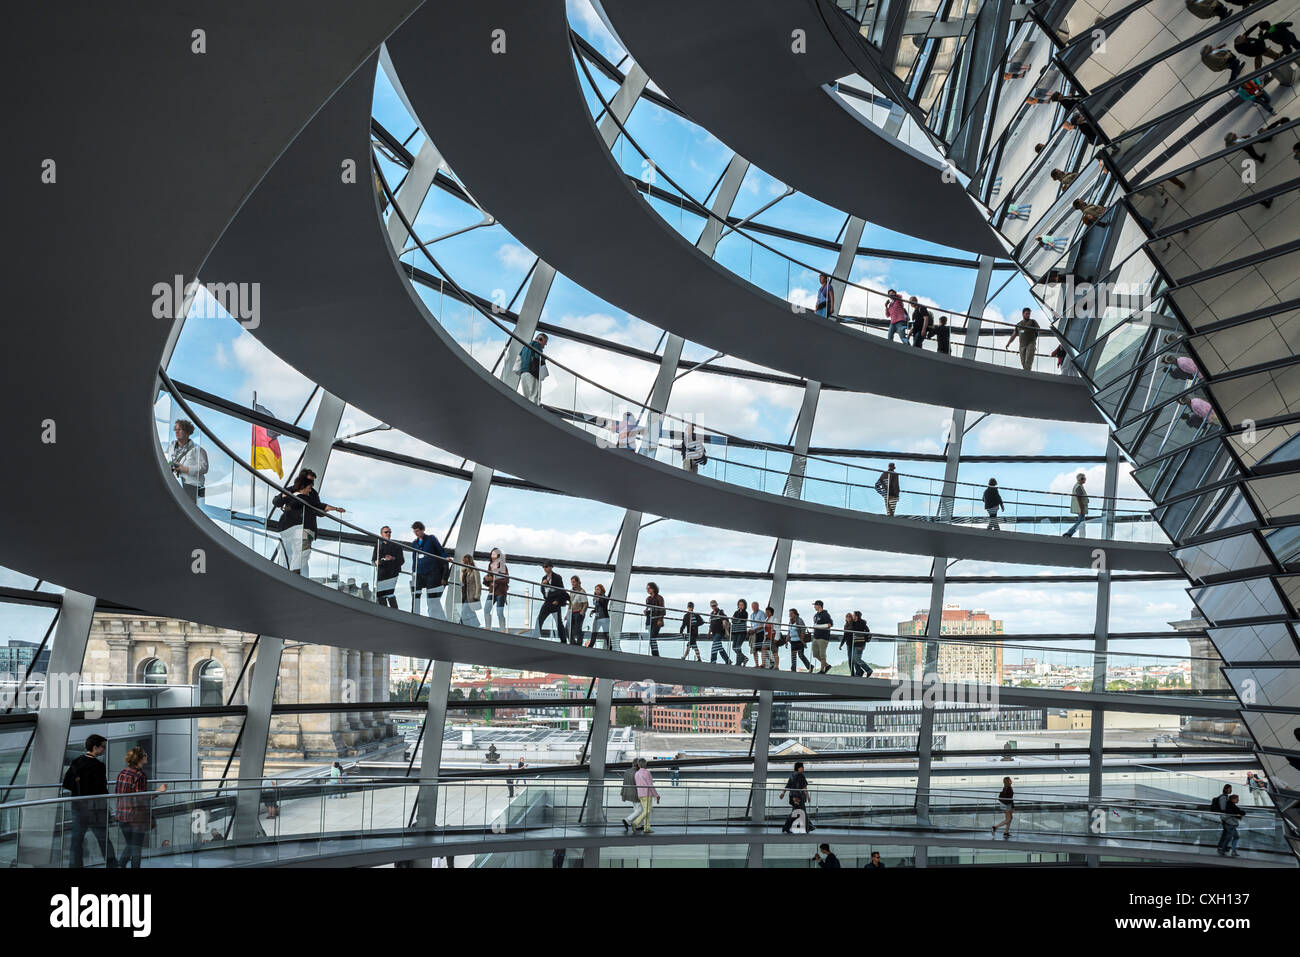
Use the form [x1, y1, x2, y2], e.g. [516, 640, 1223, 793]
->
[115, 748, 166, 868]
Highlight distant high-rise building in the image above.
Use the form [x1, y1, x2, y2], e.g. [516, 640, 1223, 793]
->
[897, 604, 1003, 684]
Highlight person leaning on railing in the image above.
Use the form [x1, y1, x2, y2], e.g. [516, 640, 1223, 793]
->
[272, 469, 345, 576]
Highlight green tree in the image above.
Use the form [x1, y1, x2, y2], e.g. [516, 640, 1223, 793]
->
[615, 705, 644, 727]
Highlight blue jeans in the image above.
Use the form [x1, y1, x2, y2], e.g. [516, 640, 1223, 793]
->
[588, 618, 610, 648]
[850, 643, 873, 677]
[710, 636, 731, 663]
[887, 322, 908, 342]
[1218, 820, 1240, 853]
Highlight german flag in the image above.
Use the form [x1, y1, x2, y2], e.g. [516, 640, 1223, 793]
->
[251, 402, 283, 478]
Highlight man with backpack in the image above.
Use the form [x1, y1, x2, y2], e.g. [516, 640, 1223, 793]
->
[63, 734, 117, 868]
[780, 762, 815, 833]
[678, 602, 704, 661]
[410, 521, 449, 619]
[811, 601, 833, 674]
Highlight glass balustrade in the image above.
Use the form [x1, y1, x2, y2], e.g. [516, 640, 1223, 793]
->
[2, 778, 1285, 867]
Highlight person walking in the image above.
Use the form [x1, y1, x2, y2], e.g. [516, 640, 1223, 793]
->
[63, 734, 117, 868]
[629, 758, 660, 834]
[1006, 308, 1040, 371]
[731, 599, 750, 666]
[1201, 42, 1244, 81]
[707, 600, 732, 663]
[780, 762, 814, 833]
[765, 606, 781, 669]
[884, 289, 909, 342]
[934, 315, 951, 355]
[811, 600, 832, 673]
[749, 601, 768, 668]
[620, 761, 641, 831]
[984, 478, 1005, 531]
[909, 296, 933, 348]
[1186, 0, 1231, 23]
[536, 561, 569, 642]
[459, 554, 483, 626]
[838, 612, 858, 675]
[679, 601, 704, 661]
[644, 582, 665, 656]
[991, 776, 1015, 838]
[329, 761, 343, 798]
[273, 469, 345, 577]
[1217, 793, 1245, 857]
[815, 273, 835, 318]
[1256, 19, 1300, 55]
[1063, 472, 1090, 537]
[1237, 78, 1276, 115]
[568, 576, 588, 646]
[114, 747, 166, 868]
[372, 526, 404, 608]
[588, 583, 611, 648]
[813, 843, 841, 867]
[876, 463, 901, 516]
[484, 547, 510, 630]
[851, 611, 873, 678]
[516, 332, 549, 405]
[1234, 29, 1282, 71]
[409, 521, 449, 619]
[787, 608, 813, 671]
[166, 418, 209, 503]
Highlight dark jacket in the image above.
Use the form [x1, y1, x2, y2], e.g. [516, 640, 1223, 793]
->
[983, 485, 1004, 509]
[591, 594, 609, 620]
[644, 593, 665, 626]
[64, 754, 109, 822]
[372, 538, 405, 578]
[410, 533, 448, 580]
[731, 608, 748, 638]
[679, 612, 703, 638]
[935, 324, 950, 353]
[273, 487, 330, 533]
[541, 571, 568, 607]
[520, 339, 546, 376]
[709, 610, 728, 635]
[878, 469, 900, 497]
[818, 852, 841, 868]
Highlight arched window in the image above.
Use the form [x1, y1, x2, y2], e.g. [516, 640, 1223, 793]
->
[139, 657, 168, 686]
[196, 658, 224, 706]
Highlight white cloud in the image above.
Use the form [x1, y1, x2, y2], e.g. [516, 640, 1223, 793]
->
[971, 419, 1049, 455]
[496, 243, 535, 272]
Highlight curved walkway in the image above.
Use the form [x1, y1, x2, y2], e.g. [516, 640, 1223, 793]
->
[164, 825, 1285, 868]
[598, 0, 1002, 255]
[208, 54, 1170, 572]
[382, 1, 1101, 423]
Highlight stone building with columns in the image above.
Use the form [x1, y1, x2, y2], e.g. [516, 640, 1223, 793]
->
[84, 612, 400, 776]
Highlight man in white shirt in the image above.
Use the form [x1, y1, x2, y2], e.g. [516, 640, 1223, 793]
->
[748, 601, 767, 669]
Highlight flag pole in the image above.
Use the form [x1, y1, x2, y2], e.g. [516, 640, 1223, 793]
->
[250, 390, 257, 516]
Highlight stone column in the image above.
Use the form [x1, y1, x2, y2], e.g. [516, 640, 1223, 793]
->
[359, 651, 378, 735]
[345, 649, 361, 745]
[163, 640, 189, 686]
